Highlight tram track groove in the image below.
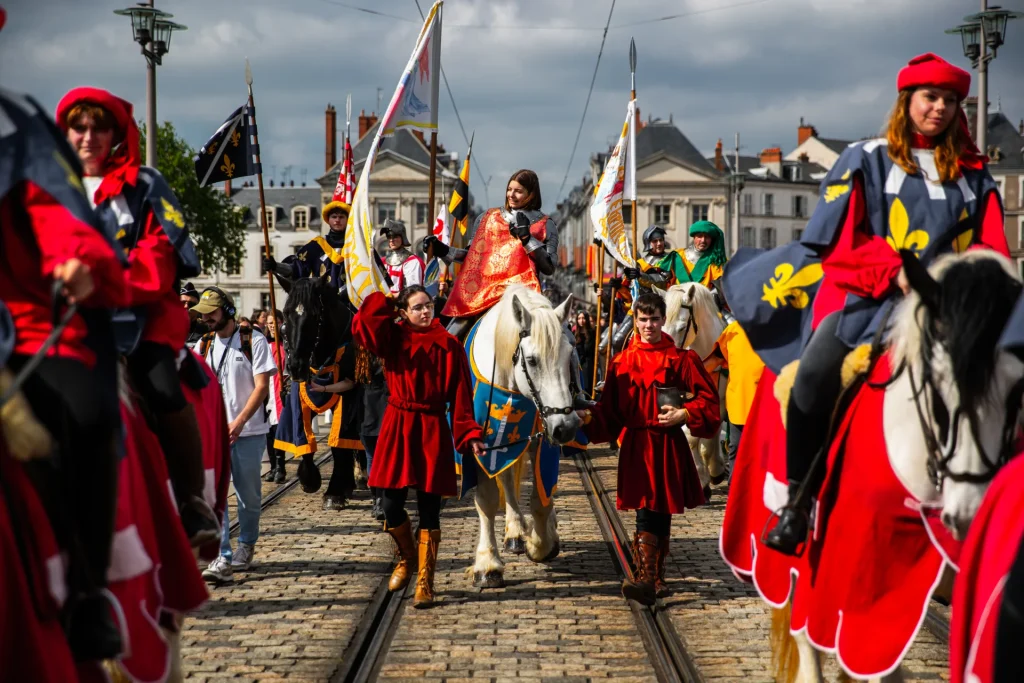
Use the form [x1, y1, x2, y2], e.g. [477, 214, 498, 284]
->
[572, 447, 704, 683]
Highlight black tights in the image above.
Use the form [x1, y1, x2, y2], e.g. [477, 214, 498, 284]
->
[11, 355, 120, 592]
[126, 341, 187, 412]
[326, 447, 355, 496]
[381, 487, 442, 530]
[636, 508, 671, 537]
[785, 311, 852, 487]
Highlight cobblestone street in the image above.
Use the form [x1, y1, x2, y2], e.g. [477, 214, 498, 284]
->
[179, 445, 953, 682]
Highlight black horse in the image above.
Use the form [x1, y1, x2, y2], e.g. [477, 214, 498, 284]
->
[281, 275, 359, 501]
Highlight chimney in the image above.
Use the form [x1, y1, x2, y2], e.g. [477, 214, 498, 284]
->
[714, 139, 724, 171]
[760, 147, 783, 177]
[358, 109, 379, 140]
[798, 152, 809, 163]
[797, 116, 817, 146]
[224, 179, 232, 197]
[325, 104, 337, 172]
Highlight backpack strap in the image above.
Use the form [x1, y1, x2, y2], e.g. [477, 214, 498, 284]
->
[198, 332, 215, 359]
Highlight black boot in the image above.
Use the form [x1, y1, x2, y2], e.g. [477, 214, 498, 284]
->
[263, 450, 279, 482]
[65, 591, 123, 662]
[273, 456, 286, 484]
[764, 482, 810, 556]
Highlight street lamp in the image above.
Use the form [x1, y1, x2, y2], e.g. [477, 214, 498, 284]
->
[946, 4, 1020, 155]
[113, 3, 187, 167]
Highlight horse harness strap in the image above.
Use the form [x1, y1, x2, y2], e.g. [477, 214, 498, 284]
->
[512, 328, 575, 419]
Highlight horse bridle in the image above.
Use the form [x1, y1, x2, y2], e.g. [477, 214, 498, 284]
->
[905, 312, 1024, 489]
[675, 300, 699, 345]
[510, 328, 577, 420]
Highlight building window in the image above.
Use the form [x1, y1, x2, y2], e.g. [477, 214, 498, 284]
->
[787, 165, 802, 182]
[225, 291, 241, 312]
[691, 204, 709, 224]
[261, 293, 272, 310]
[622, 204, 632, 225]
[742, 193, 753, 215]
[1019, 217, 1024, 249]
[793, 195, 807, 218]
[741, 226, 756, 248]
[264, 207, 276, 230]
[763, 194, 774, 217]
[292, 207, 308, 230]
[760, 227, 776, 249]
[259, 246, 274, 276]
[793, 228, 804, 242]
[377, 201, 396, 225]
[415, 202, 430, 227]
[653, 203, 671, 225]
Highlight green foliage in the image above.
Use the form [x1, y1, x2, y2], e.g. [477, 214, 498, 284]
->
[139, 122, 245, 274]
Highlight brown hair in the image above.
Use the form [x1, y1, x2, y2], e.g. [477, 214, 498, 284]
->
[65, 102, 117, 134]
[505, 169, 542, 212]
[633, 292, 666, 318]
[886, 89, 965, 184]
[395, 284, 430, 311]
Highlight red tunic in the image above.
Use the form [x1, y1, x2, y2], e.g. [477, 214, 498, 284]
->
[353, 292, 482, 496]
[586, 334, 720, 514]
[813, 156, 1008, 329]
[0, 181, 125, 366]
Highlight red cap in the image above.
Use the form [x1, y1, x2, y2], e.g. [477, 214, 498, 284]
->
[55, 86, 141, 199]
[897, 53, 971, 100]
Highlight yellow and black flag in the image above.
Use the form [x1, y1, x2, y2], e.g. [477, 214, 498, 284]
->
[448, 133, 472, 236]
[193, 104, 260, 187]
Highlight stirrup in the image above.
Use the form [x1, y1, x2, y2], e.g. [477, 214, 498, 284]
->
[760, 506, 810, 557]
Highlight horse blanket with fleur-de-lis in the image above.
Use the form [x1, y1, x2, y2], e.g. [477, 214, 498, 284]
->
[723, 138, 997, 372]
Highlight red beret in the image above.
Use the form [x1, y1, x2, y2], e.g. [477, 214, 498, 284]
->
[897, 53, 971, 100]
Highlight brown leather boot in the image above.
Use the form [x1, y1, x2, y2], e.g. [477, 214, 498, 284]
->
[626, 529, 640, 582]
[385, 517, 417, 592]
[621, 531, 658, 605]
[654, 535, 670, 598]
[413, 528, 440, 609]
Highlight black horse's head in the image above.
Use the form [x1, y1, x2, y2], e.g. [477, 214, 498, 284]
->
[282, 276, 353, 383]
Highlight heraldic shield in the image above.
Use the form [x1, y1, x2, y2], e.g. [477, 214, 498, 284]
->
[454, 320, 565, 504]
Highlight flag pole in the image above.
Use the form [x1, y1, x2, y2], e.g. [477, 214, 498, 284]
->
[629, 38, 639, 262]
[427, 131, 439, 246]
[591, 242, 604, 398]
[345, 93, 352, 143]
[602, 260, 617, 383]
[245, 59, 284, 375]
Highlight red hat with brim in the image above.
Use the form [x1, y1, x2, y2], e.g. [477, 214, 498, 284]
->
[897, 53, 971, 100]
[56, 86, 141, 198]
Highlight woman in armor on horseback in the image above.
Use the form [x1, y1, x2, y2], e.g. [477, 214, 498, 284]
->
[56, 87, 220, 546]
[766, 53, 1011, 554]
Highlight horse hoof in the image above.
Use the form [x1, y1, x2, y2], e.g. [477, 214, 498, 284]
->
[322, 495, 345, 511]
[703, 484, 713, 502]
[540, 541, 560, 563]
[710, 472, 727, 486]
[503, 537, 526, 555]
[298, 457, 322, 493]
[473, 570, 505, 589]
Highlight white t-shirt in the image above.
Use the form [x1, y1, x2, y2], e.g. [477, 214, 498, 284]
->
[202, 328, 278, 437]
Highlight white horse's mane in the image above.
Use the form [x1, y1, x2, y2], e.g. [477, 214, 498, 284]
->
[889, 250, 1019, 369]
[664, 282, 718, 327]
[492, 285, 564, 373]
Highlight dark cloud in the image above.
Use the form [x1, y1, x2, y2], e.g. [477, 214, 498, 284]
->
[2, 0, 1021, 211]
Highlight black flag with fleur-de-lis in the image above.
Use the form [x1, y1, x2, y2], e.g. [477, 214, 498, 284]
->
[193, 104, 260, 186]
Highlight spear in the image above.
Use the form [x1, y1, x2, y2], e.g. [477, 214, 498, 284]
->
[629, 37, 638, 264]
[245, 59, 285, 376]
[345, 92, 352, 142]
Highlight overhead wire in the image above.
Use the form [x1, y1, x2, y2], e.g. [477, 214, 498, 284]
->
[555, 0, 617, 205]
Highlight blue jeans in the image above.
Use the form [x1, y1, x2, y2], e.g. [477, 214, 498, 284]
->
[727, 423, 744, 484]
[221, 434, 266, 558]
[361, 434, 377, 481]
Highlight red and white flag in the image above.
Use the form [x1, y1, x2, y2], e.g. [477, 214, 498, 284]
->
[433, 201, 452, 246]
[342, 136, 355, 204]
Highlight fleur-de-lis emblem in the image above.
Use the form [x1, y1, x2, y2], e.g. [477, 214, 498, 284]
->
[231, 130, 241, 147]
[884, 198, 929, 255]
[823, 169, 852, 204]
[160, 197, 185, 228]
[761, 262, 824, 309]
[220, 154, 236, 178]
[952, 208, 972, 254]
[207, 144, 216, 156]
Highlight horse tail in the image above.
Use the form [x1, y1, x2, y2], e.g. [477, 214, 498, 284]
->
[770, 604, 800, 683]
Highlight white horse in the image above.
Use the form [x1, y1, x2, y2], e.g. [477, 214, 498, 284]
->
[777, 250, 1024, 683]
[468, 285, 582, 587]
[659, 283, 729, 491]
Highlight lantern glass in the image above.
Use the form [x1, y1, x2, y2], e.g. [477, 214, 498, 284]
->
[113, 5, 171, 46]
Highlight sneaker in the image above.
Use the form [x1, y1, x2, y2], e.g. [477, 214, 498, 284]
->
[202, 556, 233, 584]
[231, 542, 255, 570]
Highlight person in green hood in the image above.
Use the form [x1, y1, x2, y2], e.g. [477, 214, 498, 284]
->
[677, 220, 727, 287]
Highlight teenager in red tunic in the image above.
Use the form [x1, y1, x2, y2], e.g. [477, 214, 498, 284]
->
[766, 54, 1011, 554]
[56, 87, 219, 546]
[353, 286, 485, 608]
[579, 292, 720, 605]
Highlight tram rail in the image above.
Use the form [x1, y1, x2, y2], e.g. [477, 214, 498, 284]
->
[572, 447, 704, 683]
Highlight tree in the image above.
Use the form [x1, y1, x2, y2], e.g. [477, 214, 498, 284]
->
[139, 122, 246, 274]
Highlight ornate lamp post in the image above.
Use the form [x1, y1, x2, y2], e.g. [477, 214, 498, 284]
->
[946, 3, 1021, 153]
[113, 3, 187, 167]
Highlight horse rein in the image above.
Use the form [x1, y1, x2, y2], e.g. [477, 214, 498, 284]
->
[906, 312, 1023, 489]
[511, 328, 577, 420]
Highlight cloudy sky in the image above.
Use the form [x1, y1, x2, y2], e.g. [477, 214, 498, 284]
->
[3, 0, 1022, 210]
